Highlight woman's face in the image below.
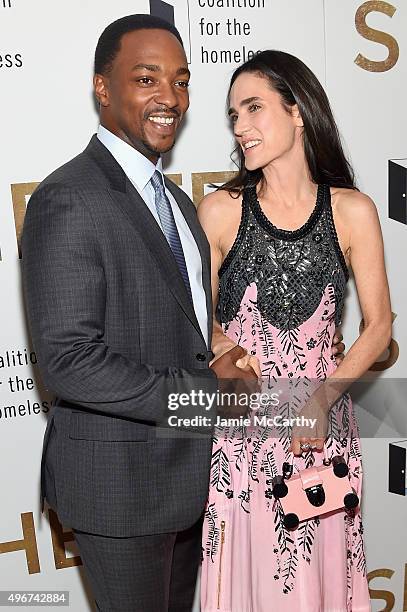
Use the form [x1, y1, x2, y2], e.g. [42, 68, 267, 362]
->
[228, 72, 303, 172]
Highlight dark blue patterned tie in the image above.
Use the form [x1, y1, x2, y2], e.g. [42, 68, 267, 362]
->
[150, 170, 192, 300]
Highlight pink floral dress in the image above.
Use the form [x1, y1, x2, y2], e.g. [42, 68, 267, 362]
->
[201, 185, 371, 612]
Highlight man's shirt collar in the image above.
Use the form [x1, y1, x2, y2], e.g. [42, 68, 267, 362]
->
[97, 125, 164, 192]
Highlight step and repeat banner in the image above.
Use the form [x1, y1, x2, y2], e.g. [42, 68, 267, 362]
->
[0, 1, 405, 610]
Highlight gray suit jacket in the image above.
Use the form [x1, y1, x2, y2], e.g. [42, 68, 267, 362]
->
[22, 135, 217, 537]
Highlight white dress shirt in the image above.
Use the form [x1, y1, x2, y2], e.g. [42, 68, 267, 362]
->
[97, 125, 208, 347]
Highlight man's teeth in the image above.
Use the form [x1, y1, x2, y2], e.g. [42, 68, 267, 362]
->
[148, 116, 175, 125]
[243, 140, 261, 150]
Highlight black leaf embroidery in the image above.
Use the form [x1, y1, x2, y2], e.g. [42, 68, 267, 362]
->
[204, 503, 219, 562]
[211, 448, 231, 493]
[297, 519, 317, 562]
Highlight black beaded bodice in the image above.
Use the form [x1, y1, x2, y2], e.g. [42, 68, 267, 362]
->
[218, 184, 349, 330]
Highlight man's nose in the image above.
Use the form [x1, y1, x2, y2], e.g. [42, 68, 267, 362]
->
[155, 81, 179, 109]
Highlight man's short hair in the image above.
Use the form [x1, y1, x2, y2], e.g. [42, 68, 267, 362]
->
[94, 14, 184, 75]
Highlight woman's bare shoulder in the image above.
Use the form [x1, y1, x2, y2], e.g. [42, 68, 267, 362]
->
[199, 187, 242, 209]
[197, 188, 242, 224]
[330, 187, 379, 226]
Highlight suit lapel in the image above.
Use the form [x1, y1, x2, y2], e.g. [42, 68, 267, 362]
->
[85, 136, 205, 342]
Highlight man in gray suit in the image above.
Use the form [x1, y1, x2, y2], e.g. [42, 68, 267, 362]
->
[22, 14, 256, 612]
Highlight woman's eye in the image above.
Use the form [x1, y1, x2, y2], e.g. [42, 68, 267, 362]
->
[230, 114, 238, 123]
[249, 103, 260, 112]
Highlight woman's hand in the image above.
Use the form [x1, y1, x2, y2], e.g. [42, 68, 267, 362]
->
[210, 334, 238, 365]
[290, 397, 329, 456]
[211, 334, 262, 379]
[332, 329, 345, 365]
[234, 351, 262, 379]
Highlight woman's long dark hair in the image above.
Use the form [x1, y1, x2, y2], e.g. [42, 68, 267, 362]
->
[222, 50, 356, 194]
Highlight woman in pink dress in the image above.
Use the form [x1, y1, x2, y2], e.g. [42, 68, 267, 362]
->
[199, 51, 391, 611]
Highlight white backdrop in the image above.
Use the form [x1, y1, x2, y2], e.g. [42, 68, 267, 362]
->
[0, 1, 405, 610]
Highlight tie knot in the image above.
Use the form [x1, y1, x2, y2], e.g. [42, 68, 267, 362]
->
[151, 170, 165, 193]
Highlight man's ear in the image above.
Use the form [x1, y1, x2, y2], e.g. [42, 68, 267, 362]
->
[292, 104, 303, 128]
[93, 74, 110, 107]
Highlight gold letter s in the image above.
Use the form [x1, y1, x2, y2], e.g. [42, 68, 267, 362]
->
[355, 1, 399, 72]
[367, 568, 395, 610]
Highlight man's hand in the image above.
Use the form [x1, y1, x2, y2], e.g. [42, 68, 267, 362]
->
[210, 346, 259, 418]
[332, 329, 345, 365]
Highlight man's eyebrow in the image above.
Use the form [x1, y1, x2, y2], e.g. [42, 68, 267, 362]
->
[228, 96, 261, 116]
[131, 64, 190, 79]
[175, 67, 190, 78]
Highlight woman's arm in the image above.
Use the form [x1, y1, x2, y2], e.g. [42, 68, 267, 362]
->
[198, 190, 262, 377]
[292, 190, 392, 453]
[329, 190, 392, 383]
[198, 191, 236, 359]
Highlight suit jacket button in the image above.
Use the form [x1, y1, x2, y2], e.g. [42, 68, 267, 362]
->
[196, 353, 206, 362]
